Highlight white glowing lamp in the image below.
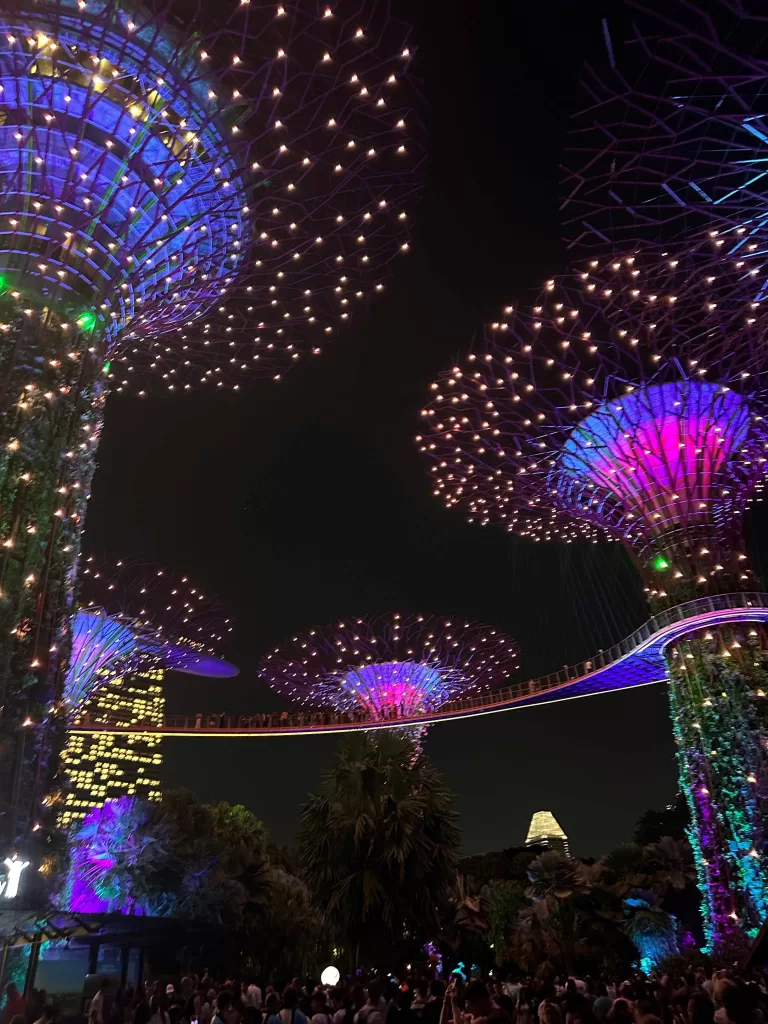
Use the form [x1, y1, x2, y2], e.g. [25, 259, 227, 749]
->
[321, 966, 340, 987]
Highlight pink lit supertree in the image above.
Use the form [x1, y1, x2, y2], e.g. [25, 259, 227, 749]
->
[417, 252, 768, 952]
[562, 0, 768, 252]
[0, 0, 419, 840]
[260, 613, 520, 724]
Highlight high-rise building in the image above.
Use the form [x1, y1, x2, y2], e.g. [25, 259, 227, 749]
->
[57, 669, 164, 829]
[525, 811, 570, 857]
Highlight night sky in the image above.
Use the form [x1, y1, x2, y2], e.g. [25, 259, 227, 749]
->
[81, 0, 748, 858]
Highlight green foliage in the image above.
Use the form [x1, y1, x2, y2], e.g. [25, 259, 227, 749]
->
[459, 846, 540, 886]
[482, 878, 528, 965]
[68, 789, 268, 925]
[299, 732, 460, 967]
[244, 866, 323, 978]
[504, 840, 695, 975]
[525, 852, 590, 902]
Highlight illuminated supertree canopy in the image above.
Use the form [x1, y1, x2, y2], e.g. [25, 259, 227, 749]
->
[417, 257, 768, 950]
[417, 251, 768, 607]
[0, 0, 419, 840]
[66, 557, 237, 711]
[260, 613, 520, 721]
[562, 0, 768, 251]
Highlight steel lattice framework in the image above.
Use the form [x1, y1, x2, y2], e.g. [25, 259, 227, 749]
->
[261, 613, 520, 721]
[418, 251, 768, 606]
[562, 0, 768, 252]
[0, 0, 419, 843]
[67, 558, 237, 711]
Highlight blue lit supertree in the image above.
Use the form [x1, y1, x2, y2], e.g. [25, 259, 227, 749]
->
[0, 0, 419, 840]
[417, 252, 768, 952]
[261, 613, 519, 724]
[562, 0, 768, 252]
[66, 557, 237, 711]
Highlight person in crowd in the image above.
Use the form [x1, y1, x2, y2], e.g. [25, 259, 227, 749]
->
[608, 999, 635, 1024]
[30, 1008, 54, 1024]
[421, 982, 445, 1024]
[411, 985, 429, 1019]
[148, 1000, 170, 1024]
[354, 983, 386, 1024]
[448, 979, 512, 1024]
[88, 981, 110, 1024]
[281, 988, 308, 1024]
[329, 989, 350, 1024]
[246, 984, 263, 1013]
[593, 984, 612, 1022]
[264, 994, 283, 1024]
[538, 986, 563, 1024]
[688, 994, 715, 1024]
[310, 992, 333, 1024]
[212, 993, 232, 1024]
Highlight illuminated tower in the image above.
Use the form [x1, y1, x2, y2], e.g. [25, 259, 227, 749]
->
[0, 0, 418, 840]
[261, 613, 520, 726]
[417, 252, 768, 951]
[562, 0, 768, 251]
[525, 810, 569, 857]
[52, 559, 236, 827]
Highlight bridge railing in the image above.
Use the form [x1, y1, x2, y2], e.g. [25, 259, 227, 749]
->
[71, 592, 768, 733]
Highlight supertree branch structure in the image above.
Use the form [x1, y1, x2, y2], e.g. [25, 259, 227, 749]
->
[260, 613, 520, 723]
[417, 255, 768, 950]
[0, 0, 418, 841]
[25, 558, 237, 836]
[67, 557, 237, 711]
[561, 0, 768, 251]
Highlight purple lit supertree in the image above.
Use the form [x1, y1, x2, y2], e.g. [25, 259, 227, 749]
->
[562, 1, 768, 252]
[36, 557, 237, 834]
[0, 0, 418, 840]
[260, 613, 520, 725]
[69, 556, 237, 710]
[417, 254, 768, 952]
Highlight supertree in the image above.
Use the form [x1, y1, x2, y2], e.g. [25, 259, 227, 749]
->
[260, 613, 520, 724]
[416, 253, 768, 951]
[34, 557, 236, 834]
[0, 0, 419, 839]
[67, 557, 237, 711]
[561, 0, 768, 252]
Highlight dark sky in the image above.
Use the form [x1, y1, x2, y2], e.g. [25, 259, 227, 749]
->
[82, 0, 708, 858]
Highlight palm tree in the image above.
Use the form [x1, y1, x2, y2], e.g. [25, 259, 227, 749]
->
[623, 889, 679, 970]
[66, 796, 174, 915]
[299, 732, 460, 967]
[525, 852, 590, 902]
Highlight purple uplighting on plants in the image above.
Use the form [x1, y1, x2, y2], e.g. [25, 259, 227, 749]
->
[65, 797, 159, 915]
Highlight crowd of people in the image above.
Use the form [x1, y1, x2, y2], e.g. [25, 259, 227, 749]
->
[5, 966, 768, 1024]
[29, 967, 762, 1024]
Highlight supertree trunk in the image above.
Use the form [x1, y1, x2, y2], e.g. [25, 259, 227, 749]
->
[0, 301, 104, 842]
[666, 626, 768, 955]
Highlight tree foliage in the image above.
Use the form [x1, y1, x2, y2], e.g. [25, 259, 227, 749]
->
[299, 732, 460, 967]
[67, 790, 267, 924]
